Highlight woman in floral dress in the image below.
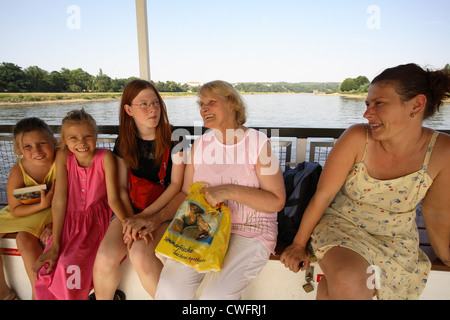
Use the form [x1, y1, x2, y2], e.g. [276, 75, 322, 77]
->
[281, 63, 450, 300]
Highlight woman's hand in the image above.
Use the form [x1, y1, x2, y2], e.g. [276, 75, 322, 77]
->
[122, 215, 157, 245]
[280, 243, 310, 273]
[204, 185, 229, 207]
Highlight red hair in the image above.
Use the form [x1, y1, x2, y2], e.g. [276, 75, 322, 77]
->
[118, 79, 171, 169]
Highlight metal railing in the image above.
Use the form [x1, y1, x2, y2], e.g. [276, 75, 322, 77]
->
[2, 125, 449, 204]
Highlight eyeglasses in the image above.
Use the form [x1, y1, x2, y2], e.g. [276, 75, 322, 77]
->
[131, 100, 160, 110]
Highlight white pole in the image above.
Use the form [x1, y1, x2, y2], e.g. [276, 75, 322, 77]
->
[135, 0, 150, 81]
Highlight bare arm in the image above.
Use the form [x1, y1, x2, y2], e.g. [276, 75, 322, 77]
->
[104, 150, 131, 221]
[114, 155, 139, 246]
[281, 124, 366, 272]
[140, 150, 185, 219]
[203, 141, 285, 213]
[421, 133, 450, 266]
[115, 156, 135, 220]
[134, 153, 189, 241]
[47, 150, 68, 251]
[7, 163, 54, 217]
[122, 150, 186, 241]
[32, 150, 68, 276]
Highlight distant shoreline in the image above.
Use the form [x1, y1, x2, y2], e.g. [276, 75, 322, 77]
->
[0, 92, 193, 106]
[1, 91, 446, 107]
[0, 91, 368, 106]
[0, 97, 119, 107]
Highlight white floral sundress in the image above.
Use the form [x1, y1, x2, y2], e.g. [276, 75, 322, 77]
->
[310, 128, 437, 300]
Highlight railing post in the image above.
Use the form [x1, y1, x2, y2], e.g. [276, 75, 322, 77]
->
[135, 0, 150, 81]
[296, 139, 307, 164]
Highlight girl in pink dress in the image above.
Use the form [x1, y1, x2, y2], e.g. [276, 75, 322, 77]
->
[32, 109, 128, 300]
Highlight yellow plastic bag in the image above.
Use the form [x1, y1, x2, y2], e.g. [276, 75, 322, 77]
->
[155, 182, 231, 272]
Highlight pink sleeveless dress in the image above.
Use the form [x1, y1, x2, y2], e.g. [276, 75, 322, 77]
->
[34, 149, 112, 300]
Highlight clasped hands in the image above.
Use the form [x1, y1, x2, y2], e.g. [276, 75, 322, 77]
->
[120, 185, 227, 249]
[121, 214, 160, 249]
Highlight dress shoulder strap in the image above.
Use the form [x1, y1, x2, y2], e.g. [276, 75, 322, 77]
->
[361, 124, 369, 162]
[18, 159, 37, 186]
[18, 159, 26, 175]
[422, 131, 439, 170]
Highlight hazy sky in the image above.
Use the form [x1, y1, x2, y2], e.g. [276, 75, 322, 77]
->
[1, 0, 449, 83]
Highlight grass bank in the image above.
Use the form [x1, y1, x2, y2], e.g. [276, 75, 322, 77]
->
[2, 91, 445, 106]
[0, 91, 364, 105]
[0, 91, 199, 106]
[0, 92, 122, 105]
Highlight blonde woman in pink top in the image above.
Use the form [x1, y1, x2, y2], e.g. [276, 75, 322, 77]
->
[155, 80, 286, 300]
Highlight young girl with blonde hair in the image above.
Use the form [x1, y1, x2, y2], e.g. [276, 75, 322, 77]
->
[33, 109, 128, 300]
[0, 117, 56, 300]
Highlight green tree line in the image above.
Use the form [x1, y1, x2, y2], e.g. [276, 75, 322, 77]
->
[338, 63, 450, 94]
[0, 62, 190, 93]
[234, 82, 340, 93]
[3, 61, 447, 94]
[0, 62, 340, 94]
[339, 76, 370, 93]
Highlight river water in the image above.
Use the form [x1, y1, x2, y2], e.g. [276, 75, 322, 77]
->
[0, 94, 449, 199]
[1, 94, 449, 129]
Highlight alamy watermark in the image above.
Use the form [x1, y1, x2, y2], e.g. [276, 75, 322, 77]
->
[170, 126, 281, 176]
[65, 5, 381, 32]
[66, 265, 81, 290]
[66, 5, 81, 30]
[366, 5, 381, 30]
[366, 265, 381, 290]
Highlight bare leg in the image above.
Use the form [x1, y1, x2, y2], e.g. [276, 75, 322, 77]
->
[316, 274, 329, 300]
[128, 222, 169, 298]
[317, 246, 375, 300]
[15, 232, 43, 300]
[0, 233, 12, 299]
[93, 219, 127, 300]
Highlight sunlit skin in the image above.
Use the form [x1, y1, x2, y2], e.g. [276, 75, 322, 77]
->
[198, 93, 243, 144]
[13, 130, 56, 213]
[64, 123, 97, 168]
[0, 128, 56, 300]
[363, 83, 415, 142]
[93, 83, 186, 299]
[280, 77, 450, 299]
[20, 130, 55, 172]
[124, 88, 161, 140]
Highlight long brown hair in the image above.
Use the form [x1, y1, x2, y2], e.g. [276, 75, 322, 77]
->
[118, 79, 171, 169]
